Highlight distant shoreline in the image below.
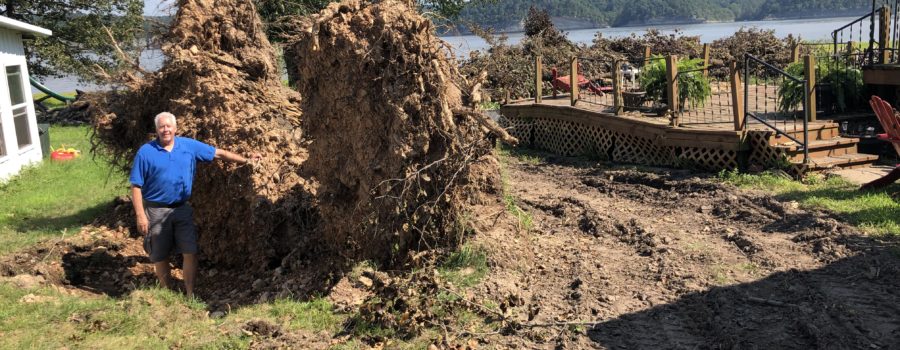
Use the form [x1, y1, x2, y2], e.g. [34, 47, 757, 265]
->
[440, 12, 869, 38]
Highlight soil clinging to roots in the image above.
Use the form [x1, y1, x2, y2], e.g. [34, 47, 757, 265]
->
[289, 0, 502, 263]
[89, 0, 504, 269]
[90, 0, 313, 270]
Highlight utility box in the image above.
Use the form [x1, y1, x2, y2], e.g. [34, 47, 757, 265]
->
[37, 123, 50, 158]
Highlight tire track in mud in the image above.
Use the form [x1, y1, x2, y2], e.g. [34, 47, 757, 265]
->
[476, 160, 900, 349]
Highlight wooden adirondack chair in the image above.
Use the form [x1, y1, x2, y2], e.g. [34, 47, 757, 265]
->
[860, 96, 900, 190]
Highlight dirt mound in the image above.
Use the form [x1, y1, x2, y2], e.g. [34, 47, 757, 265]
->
[288, 0, 503, 263]
[89, 0, 313, 270]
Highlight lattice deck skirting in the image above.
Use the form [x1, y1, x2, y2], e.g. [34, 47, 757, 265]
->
[501, 114, 747, 171]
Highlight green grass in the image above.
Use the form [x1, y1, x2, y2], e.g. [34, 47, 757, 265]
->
[495, 143, 536, 230]
[719, 170, 900, 236]
[0, 126, 127, 254]
[33, 92, 77, 110]
[439, 244, 489, 288]
[479, 101, 502, 111]
[226, 298, 346, 333]
[0, 282, 346, 349]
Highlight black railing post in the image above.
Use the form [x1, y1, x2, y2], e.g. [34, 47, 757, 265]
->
[833, 32, 839, 57]
[744, 55, 750, 130]
[872, 0, 878, 65]
[802, 80, 810, 165]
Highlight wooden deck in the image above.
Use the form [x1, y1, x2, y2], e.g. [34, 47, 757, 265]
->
[501, 98, 877, 173]
[510, 96, 831, 135]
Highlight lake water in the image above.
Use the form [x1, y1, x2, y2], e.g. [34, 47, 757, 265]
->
[34, 16, 858, 94]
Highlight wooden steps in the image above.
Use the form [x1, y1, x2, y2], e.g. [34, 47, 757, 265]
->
[769, 122, 879, 171]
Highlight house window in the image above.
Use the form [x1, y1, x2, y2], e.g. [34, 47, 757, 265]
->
[13, 107, 29, 148]
[6, 65, 30, 149]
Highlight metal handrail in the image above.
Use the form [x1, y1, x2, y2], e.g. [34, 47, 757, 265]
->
[745, 112, 806, 146]
[743, 54, 809, 165]
[832, 12, 876, 34]
[745, 55, 804, 82]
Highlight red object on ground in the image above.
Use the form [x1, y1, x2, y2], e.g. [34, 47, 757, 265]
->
[860, 96, 900, 190]
[50, 150, 76, 161]
[550, 68, 609, 96]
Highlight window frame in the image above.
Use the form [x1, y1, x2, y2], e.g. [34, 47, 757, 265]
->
[6, 64, 31, 153]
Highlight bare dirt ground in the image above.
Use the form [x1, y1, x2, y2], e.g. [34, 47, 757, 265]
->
[471, 154, 900, 349]
[3, 153, 899, 349]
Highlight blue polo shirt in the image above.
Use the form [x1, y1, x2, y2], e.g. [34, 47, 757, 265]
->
[129, 137, 216, 205]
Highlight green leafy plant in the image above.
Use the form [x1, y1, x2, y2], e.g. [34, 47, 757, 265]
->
[639, 56, 711, 109]
[778, 57, 864, 113]
[777, 62, 806, 112]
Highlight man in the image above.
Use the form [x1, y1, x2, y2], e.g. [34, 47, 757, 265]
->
[130, 112, 258, 298]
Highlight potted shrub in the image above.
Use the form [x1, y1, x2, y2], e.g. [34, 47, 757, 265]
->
[778, 57, 864, 114]
[639, 56, 711, 115]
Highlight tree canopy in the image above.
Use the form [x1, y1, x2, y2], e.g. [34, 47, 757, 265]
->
[2, 0, 143, 81]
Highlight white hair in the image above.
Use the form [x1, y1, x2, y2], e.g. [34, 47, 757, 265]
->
[154, 112, 176, 128]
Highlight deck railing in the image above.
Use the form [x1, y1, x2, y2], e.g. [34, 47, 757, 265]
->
[744, 54, 811, 164]
[675, 63, 736, 126]
[830, 0, 899, 67]
[574, 57, 620, 113]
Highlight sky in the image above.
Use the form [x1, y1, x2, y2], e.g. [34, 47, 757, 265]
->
[144, 0, 175, 16]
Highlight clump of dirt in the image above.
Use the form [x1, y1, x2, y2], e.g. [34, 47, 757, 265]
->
[288, 0, 505, 263]
[0, 223, 156, 297]
[36, 96, 92, 125]
[88, 0, 315, 270]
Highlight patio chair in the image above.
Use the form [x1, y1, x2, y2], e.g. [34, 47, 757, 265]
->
[860, 96, 900, 190]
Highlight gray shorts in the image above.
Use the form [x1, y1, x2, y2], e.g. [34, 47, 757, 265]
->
[143, 203, 198, 263]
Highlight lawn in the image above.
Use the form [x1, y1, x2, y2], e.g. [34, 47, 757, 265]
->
[0, 125, 490, 349]
[720, 170, 900, 236]
[0, 283, 346, 349]
[0, 125, 356, 349]
[0, 126, 127, 255]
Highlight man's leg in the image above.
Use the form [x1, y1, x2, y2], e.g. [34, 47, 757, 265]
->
[154, 259, 172, 289]
[173, 204, 200, 299]
[145, 207, 175, 290]
[183, 253, 197, 298]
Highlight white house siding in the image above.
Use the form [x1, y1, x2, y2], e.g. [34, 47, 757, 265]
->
[0, 28, 41, 181]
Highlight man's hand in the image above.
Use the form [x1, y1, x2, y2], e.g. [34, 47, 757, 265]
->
[131, 185, 148, 236]
[247, 152, 262, 163]
[137, 214, 149, 236]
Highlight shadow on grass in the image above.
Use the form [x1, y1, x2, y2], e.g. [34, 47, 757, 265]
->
[9, 199, 117, 235]
[589, 234, 900, 348]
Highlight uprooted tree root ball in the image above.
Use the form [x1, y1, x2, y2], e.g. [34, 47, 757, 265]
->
[289, 0, 507, 263]
[88, 0, 508, 271]
[90, 0, 315, 270]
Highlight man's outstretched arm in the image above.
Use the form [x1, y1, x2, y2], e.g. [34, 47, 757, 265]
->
[214, 149, 260, 164]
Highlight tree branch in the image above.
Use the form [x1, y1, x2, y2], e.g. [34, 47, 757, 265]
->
[102, 25, 147, 76]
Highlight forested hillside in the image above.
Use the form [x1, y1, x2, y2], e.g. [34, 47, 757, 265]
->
[453, 0, 873, 31]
